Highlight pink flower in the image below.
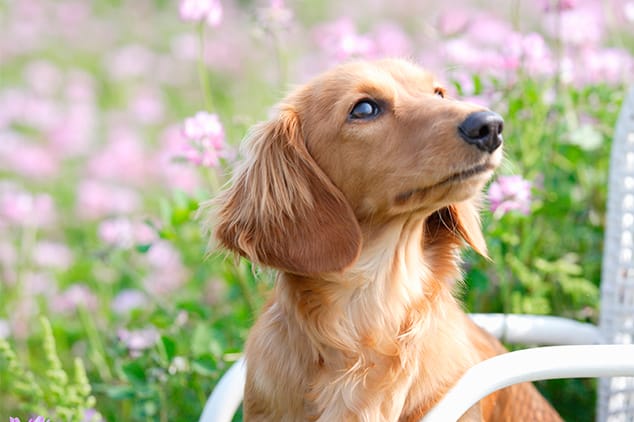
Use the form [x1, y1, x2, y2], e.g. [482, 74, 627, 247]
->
[82, 408, 105, 422]
[372, 23, 413, 58]
[626, 2, 634, 22]
[51, 284, 98, 314]
[313, 18, 375, 61]
[443, 38, 505, 74]
[437, 10, 470, 36]
[76, 180, 141, 220]
[498, 32, 555, 77]
[24, 60, 62, 96]
[118, 327, 159, 353]
[88, 126, 151, 185]
[518, 32, 555, 76]
[465, 15, 515, 47]
[0, 132, 60, 179]
[143, 241, 189, 296]
[98, 217, 157, 249]
[129, 87, 164, 125]
[179, 0, 223, 27]
[170, 33, 199, 61]
[9, 295, 38, 339]
[65, 69, 96, 103]
[257, 0, 294, 32]
[111, 289, 149, 315]
[32, 241, 74, 270]
[18, 96, 63, 131]
[488, 175, 533, 218]
[0, 89, 24, 127]
[23, 271, 56, 296]
[0, 185, 56, 227]
[55, 1, 90, 28]
[542, 0, 577, 11]
[180, 111, 228, 167]
[183, 111, 223, 142]
[156, 126, 202, 193]
[545, 6, 603, 46]
[48, 102, 96, 157]
[106, 44, 155, 80]
[580, 48, 633, 86]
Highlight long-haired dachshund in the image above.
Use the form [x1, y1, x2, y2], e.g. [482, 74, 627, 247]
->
[203, 58, 562, 421]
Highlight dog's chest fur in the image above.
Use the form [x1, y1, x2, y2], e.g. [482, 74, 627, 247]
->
[244, 218, 481, 420]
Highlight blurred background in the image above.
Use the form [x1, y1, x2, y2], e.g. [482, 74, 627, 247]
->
[0, 0, 633, 420]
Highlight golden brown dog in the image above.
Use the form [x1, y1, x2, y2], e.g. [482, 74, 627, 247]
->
[205, 58, 562, 421]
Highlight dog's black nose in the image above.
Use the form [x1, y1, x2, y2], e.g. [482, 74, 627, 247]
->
[458, 111, 504, 153]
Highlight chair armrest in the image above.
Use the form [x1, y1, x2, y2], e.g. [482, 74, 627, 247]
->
[421, 344, 634, 422]
[199, 357, 246, 422]
[198, 316, 605, 422]
[470, 313, 602, 345]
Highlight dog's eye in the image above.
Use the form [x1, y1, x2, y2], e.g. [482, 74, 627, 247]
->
[434, 87, 445, 98]
[349, 100, 381, 120]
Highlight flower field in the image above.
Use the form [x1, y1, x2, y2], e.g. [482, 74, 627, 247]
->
[0, 0, 633, 420]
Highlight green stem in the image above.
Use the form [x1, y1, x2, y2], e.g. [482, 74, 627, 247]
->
[233, 261, 257, 317]
[498, 244, 512, 314]
[78, 308, 113, 382]
[159, 386, 168, 422]
[197, 23, 214, 111]
[16, 225, 38, 292]
[107, 251, 173, 314]
[204, 166, 222, 193]
[271, 30, 288, 92]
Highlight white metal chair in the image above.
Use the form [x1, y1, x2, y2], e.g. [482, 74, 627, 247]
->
[200, 86, 634, 422]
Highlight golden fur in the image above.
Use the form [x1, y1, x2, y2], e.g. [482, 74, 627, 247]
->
[203, 58, 562, 421]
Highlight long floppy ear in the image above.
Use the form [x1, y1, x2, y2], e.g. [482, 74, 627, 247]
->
[446, 200, 488, 258]
[202, 106, 362, 274]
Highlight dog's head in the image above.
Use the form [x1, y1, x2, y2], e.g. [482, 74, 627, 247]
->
[206, 59, 503, 275]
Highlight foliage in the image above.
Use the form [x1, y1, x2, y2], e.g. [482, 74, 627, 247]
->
[0, 318, 95, 421]
[0, 0, 632, 421]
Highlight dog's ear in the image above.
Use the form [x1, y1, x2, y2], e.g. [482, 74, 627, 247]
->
[446, 200, 488, 258]
[203, 106, 362, 274]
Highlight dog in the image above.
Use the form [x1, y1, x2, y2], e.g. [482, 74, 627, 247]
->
[204, 58, 562, 421]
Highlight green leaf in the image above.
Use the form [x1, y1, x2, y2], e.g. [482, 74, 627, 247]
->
[135, 244, 152, 253]
[160, 335, 177, 363]
[192, 354, 217, 376]
[465, 268, 489, 291]
[102, 385, 137, 400]
[177, 301, 210, 319]
[159, 198, 173, 226]
[191, 323, 212, 357]
[121, 360, 147, 385]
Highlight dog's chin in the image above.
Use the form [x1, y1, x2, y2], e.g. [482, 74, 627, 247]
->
[439, 163, 497, 188]
[394, 163, 496, 209]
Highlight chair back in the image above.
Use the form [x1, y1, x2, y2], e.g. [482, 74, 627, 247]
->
[598, 87, 634, 421]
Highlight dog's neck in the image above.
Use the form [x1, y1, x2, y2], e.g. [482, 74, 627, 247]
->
[277, 211, 465, 358]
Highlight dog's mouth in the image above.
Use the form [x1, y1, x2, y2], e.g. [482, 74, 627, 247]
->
[394, 163, 496, 205]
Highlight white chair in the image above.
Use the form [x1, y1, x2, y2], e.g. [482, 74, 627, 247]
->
[200, 86, 634, 422]
[597, 85, 634, 421]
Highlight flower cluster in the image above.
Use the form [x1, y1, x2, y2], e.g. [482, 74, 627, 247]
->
[180, 111, 229, 167]
[488, 175, 533, 218]
[117, 327, 160, 356]
[179, 0, 223, 27]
